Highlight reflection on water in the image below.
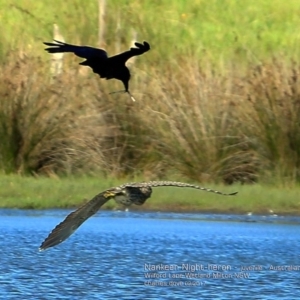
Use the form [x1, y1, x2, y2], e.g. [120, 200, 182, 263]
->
[0, 209, 299, 299]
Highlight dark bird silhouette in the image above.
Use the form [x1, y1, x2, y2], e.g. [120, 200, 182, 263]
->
[43, 40, 150, 101]
[39, 181, 237, 251]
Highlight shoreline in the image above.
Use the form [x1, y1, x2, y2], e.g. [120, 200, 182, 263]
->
[1, 174, 300, 216]
[2, 202, 300, 217]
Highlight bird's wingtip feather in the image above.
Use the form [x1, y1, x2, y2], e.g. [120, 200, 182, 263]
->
[53, 39, 65, 44]
[143, 41, 150, 49]
[133, 41, 150, 51]
[134, 42, 143, 48]
[229, 192, 238, 196]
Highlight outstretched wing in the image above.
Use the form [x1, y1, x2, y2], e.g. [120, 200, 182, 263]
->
[43, 40, 108, 60]
[39, 190, 115, 251]
[39, 180, 237, 251]
[109, 41, 150, 65]
[120, 181, 238, 196]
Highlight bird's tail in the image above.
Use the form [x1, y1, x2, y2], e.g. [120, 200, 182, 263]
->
[43, 40, 78, 53]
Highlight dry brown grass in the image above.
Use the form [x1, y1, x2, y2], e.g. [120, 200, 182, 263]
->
[1, 51, 300, 184]
[0, 52, 116, 175]
[139, 57, 300, 184]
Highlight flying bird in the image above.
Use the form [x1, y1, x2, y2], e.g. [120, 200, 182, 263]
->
[43, 40, 150, 101]
[39, 181, 237, 251]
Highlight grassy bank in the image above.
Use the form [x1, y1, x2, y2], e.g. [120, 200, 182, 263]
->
[0, 1, 300, 186]
[1, 175, 300, 215]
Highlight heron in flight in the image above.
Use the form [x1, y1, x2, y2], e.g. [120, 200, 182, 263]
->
[39, 181, 237, 251]
[43, 40, 150, 101]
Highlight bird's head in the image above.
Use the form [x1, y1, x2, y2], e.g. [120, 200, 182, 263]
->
[109, 67, 136, 101]
[104, 187, 133, 206]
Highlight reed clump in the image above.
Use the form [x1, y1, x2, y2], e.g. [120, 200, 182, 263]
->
[1, 51, 300, 185]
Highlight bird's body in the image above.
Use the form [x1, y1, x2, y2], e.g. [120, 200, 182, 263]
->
[43, 40, 150, 101]
[39, 181, 237, 251]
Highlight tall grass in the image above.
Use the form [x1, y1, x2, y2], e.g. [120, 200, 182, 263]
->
[0, 0, 300, 185]
[141, 58, 300, 184]
[0, 52, 158, 177]
[0, 53, 113, 175]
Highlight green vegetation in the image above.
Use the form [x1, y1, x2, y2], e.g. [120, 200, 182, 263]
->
[1, 0, 300, 62]
[0, 1, 300, 213]
[1, 174, 300, 215]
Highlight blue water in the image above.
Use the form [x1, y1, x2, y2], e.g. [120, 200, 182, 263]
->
[0, 209, 300, 299]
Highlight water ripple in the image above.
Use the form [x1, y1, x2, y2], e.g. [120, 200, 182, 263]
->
[0, 209, 299, 299]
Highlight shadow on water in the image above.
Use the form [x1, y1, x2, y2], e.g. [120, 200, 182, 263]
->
[0, 209, 299, 299]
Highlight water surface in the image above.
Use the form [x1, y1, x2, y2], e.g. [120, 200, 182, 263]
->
[0, 209, 299, 299]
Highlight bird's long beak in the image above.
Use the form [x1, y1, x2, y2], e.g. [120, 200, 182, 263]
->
[109, 90, 136, 102]
[127, 91, 136, 102]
